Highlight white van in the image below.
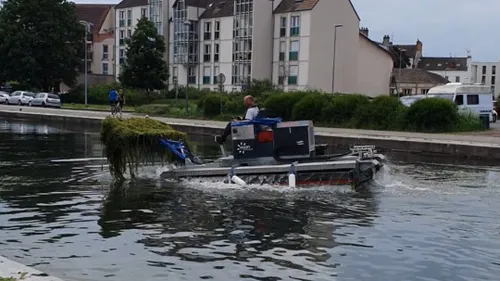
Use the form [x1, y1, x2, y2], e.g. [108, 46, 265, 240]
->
[427, 83, 495, 122]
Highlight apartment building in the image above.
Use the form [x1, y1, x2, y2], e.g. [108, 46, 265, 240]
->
[470, 62, 500, 97]
[168, 0, 394, 95]
[418, 57, 472, 84]
[114, 0, 149, 79]
[169, 0, 273, 91]
[75, 4, 115, 76]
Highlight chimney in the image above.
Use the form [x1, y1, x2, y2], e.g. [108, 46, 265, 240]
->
[359, 27, 369, 37]
[382, 35, 390, 46]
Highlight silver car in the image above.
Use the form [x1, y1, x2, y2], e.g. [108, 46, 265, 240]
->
[29, 92, 61, 108]
[7, 91, 35, 105]
[0, 91, 9, 104]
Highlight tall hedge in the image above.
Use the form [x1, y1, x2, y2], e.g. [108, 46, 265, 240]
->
[292, 93, 329, 122]
[404, 98, 458, 132]
[353, 96, 406, 130]
[321, 94, 370, 126]
[260, 91, 482, 133]
[262, 91, 306, 121]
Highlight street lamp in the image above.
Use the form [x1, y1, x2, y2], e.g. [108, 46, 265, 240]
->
[331, 24, 343, 93]
[79, 20, 92, 106]
[184, 20, 192, 114]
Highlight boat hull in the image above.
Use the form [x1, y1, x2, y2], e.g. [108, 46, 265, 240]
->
[161, 157, 382, 187]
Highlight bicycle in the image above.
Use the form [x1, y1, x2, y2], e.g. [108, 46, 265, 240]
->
[110, 101, 122, 118]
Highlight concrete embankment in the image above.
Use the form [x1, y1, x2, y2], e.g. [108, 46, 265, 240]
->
[0, 255, 64, 281]
[1, 104, 500, 160]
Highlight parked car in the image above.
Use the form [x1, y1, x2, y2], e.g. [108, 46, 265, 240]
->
[0, 91, 9, 104]
[29, 92, 61, 108]
[7, 91, 35, 105]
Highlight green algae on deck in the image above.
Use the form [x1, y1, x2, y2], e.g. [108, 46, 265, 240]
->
[100, 117, 188, 180]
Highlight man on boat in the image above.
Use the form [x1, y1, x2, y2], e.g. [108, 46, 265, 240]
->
[214, 95, 259, 145]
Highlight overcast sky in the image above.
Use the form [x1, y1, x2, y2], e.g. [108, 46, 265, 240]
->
[73, 0, 498, 62]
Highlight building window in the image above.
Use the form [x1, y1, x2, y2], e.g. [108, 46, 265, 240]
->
[172, 66, 178, 83]
[127, 29, 132, 38]
[492, 76, 496, 85]
[290, 16, 300, 36]
[102, 63, 109, 75]
[289, 40, 299, 61]
[278, 65, 285, 85]
[204, 22, 211, 40]
[455, 76, 460, 82]
[279, 41, 285, 61]
[232, 0, 252, 86]
[215, 21, 220, 39]
[213, 66, 220, 84]
[214, 43, 219, 62]
[119, 49, 125, 65]
[482, 75, 486, 84]
[288, 65, 298, 85]
[203, 66, 211, 84]
[119, 11, 125, 27]
[204, 44, 211, 62]
[493, 66, 496, 75]
[188, 67, 196, 84]
[280, 16, 287, 37]
[467, 94, 479, 105]
[403, 89, 412, 95]
[421, 89, 429, 95]
[102, 45, 108, 60]
[127, 9, 132, 26]
[482, 65, 487, 74]
[141, 8, 147, 18]
[119, 30, 125, 46]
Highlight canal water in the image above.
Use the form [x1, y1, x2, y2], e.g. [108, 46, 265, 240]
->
[0, 119, 499, 281]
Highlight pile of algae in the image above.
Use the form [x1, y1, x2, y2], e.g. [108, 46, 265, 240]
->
[100, 117, 188, 181]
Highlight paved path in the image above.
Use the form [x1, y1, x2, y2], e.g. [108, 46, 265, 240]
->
[1, 104, 500, 147]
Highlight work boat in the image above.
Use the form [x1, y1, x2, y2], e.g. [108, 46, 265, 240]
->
[160, 117, 385, 188]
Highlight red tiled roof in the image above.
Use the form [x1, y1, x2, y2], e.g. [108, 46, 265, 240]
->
[75, 4, 114, 33]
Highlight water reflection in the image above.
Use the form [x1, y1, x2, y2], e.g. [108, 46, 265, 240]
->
[0, 118, 499, 281]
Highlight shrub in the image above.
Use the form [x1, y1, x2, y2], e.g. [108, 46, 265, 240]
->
[321, 94, 370, 126]
[292, 93, 329, 122]
[455, 111, 484, 132]
[263, 91, 306, 120]
[165, 86, 211, 100]
[354, 96, 406, 130]
[201, 94, 227, 117]
[61, 82, 151, 106]
[135, 104, 170, 115]
[404, 97, 458, 132]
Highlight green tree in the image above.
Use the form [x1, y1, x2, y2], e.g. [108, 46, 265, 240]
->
[119, 18, 168, 93]
[0, 0, 84, 91]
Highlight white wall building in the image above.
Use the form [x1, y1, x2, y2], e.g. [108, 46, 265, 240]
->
[114, 0, 149, 79]
[418, 57, 472, 85]
[470, 61, 500, 97]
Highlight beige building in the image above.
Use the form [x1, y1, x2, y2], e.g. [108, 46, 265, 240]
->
[167, 0, 394, 95]
[75, 4, 116, 77]
[393, 68, 448, 95]
[357, 32, 394, 97]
